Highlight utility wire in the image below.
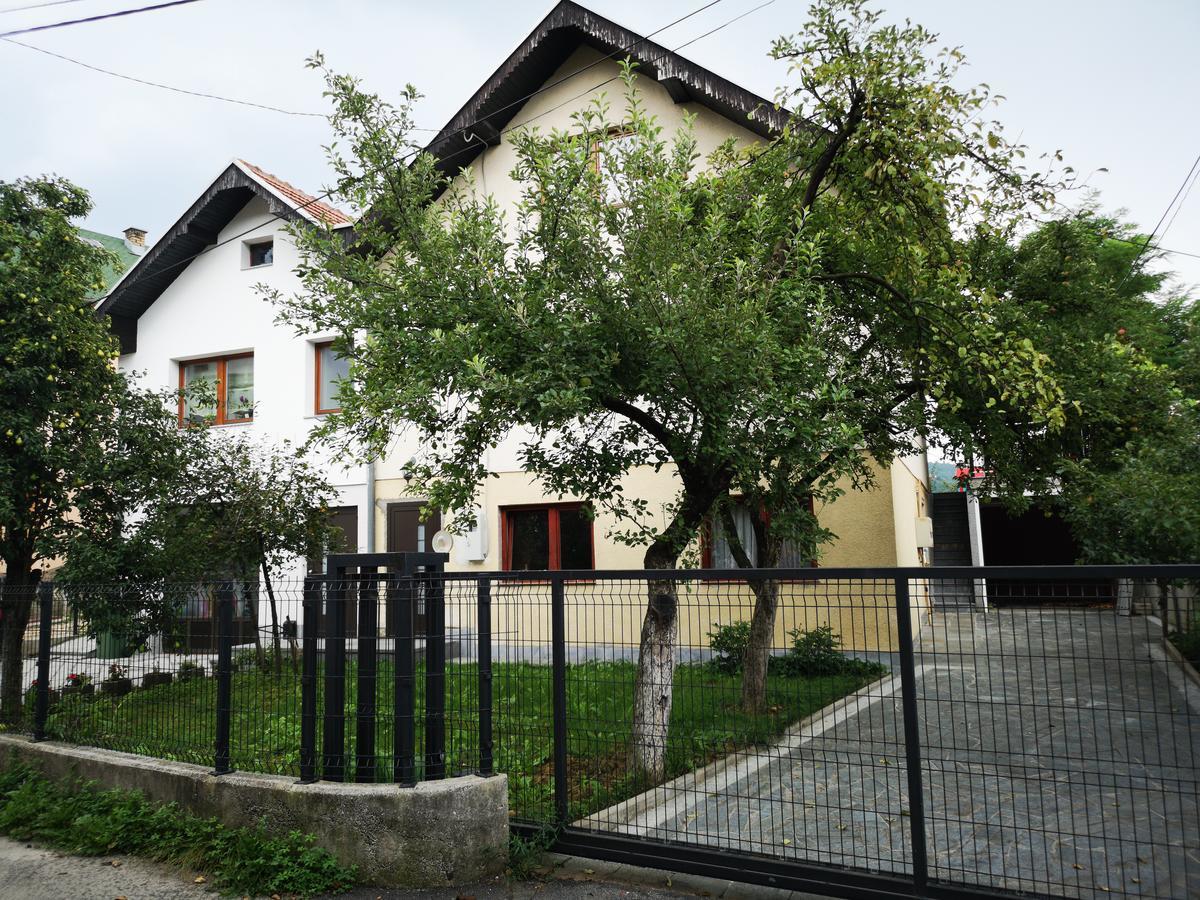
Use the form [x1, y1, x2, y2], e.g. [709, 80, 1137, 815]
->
[1118, 150, 1200, 288]
[0, 0, 90, 14]
[2, 36, 328, 116]
[98, 0, 768, 302]
[0, 0, 199, 38]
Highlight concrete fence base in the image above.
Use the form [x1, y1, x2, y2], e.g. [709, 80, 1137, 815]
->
[0, 734, 508, 888]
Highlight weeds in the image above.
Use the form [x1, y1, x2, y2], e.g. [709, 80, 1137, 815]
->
[0, 765, 355, 896]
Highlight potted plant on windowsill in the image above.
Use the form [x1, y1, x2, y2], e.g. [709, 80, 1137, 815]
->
[62, 672, 94, 698]
[177, 659, 206, 681]
[141, 666, 173, 690]
[101, 663, 133, 697]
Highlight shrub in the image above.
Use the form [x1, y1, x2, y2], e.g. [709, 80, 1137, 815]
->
[707, 621, 752, 674]
[232, 648, 263, 672]
[1171, 617, 1200, 668]
[177, 659, 206, 680]
[781, 625, 844, 676]
[0, 766, 355, 896]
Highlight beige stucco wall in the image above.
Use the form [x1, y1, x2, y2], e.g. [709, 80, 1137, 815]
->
[446, 45, 762, 220]
[374, 457, 922, 652]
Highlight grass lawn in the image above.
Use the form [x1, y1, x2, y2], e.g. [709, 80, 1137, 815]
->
[36, 659, 882, 821]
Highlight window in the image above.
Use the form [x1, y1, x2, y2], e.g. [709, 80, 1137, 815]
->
[179, 353, 254, 426]
[595, 129, 639, 205]
[501, 504, 594, 571]
[704, 498, 815, 569]
[247, 239, 273, 267]
[315, 340, 349, 414]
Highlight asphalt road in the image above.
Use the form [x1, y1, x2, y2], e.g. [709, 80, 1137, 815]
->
[0, 838, 700, 900]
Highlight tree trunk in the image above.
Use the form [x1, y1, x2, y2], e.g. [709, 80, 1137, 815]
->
[741, 576, 780, 712]
[260, 558, 282, 676]
[718, 505, 782, 714]
[629, 541, 681, 782]
[0, 564, 40, 724]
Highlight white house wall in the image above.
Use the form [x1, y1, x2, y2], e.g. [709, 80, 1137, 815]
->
[118, 194, 368, 589]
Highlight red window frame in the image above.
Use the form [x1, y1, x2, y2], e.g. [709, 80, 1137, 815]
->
[500, 503, 595, 571]
[701, 496, 818, 569]
[314, 340, 342, 415]
[177, 352, 254, 427]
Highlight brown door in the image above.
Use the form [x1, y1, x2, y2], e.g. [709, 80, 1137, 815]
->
[310, 506, 359, 637]
[386, 502, 440, 634]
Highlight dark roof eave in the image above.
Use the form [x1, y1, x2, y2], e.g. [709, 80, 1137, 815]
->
[96, 163, 321, 336]
[421, 0, 790, 181]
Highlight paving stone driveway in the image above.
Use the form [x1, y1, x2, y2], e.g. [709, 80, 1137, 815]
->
[589, 606, 1200, 899]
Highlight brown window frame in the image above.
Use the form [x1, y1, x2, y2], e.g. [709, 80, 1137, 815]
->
[177, 352, 254, 427]
[500, 502, 595, 572]
[701, 496, 818, 569]
[314, 340, 344, 415]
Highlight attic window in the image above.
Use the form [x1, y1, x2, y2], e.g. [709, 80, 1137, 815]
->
[247, 239, 273, 268]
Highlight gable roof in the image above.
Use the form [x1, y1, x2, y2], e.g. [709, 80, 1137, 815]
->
[423, 0, 789, 181]
[97, 160, 351, 353]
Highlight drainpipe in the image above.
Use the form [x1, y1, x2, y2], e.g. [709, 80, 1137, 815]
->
[365, 458, 375, 553]
[965, 489, 987, 609]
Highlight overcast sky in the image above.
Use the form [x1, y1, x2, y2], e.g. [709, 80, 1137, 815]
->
[2, 0, 1197, 288]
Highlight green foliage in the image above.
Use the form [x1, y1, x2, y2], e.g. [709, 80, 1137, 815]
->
[709, 621, 889, 680]
[1060, 422, 1200, 565]
[0, 175, 203, 718]
[1170, 617, 1200, 669]
[707, 621, 753, 674]
[0, 765, 355, 896]
[35, 658, 878, 820]
[507, 825, 556, 879]
[271, 0, 1074, 576]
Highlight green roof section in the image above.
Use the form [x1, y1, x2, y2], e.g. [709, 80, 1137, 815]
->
[78, 228, 143, 297]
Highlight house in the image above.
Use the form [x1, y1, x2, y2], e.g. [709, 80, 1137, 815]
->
[94, 160, 363, 643]
[96, 2, 931, 651]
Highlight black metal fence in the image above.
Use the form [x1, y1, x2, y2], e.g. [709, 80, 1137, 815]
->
[4, 563, 1199, 899]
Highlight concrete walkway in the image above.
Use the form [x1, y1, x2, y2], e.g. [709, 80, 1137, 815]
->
[585, 607, 1200, 899]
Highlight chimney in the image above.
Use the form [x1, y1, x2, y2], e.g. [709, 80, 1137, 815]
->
[123, 226, 147, 248]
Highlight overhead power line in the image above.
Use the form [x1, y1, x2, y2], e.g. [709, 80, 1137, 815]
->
[0, 0, 90, 14]
[2, 36, 328, 116]
[98, 0, 773, 301]
[0, 0, 200, 38]
[1119, 150, 1200, 288]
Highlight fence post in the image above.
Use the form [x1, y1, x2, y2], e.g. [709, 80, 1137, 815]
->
[322, 566, 348, 782]
[551, 574, 568, 826]
[298, 576, 320, 784]
[213, 582, 234, 776]
[392, 572, 416, 785]
[477, 576, 493, 777]
[32, 583, 52, 742]
[894, 576, 928, 889]
[355, 570, 378, 783]
[424, 570, 446, 780]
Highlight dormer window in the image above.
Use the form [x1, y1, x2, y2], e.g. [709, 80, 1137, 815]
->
[247, 239, 273, 268]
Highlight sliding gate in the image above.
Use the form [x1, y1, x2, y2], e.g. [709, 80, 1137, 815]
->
[488, 565, 1200, 900]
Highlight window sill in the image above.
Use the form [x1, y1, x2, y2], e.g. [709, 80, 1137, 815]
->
[178, 420, 255, 430]
[242, 262, 273, 272]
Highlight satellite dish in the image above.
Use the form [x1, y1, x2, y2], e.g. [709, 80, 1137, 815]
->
[431, 530, 454, 554]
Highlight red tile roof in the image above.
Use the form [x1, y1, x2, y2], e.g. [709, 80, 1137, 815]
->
[236, 159, 353, 227]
